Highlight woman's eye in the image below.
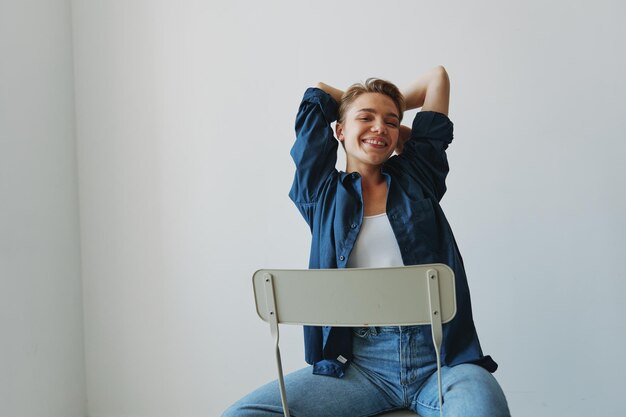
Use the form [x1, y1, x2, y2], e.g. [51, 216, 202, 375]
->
[386, 122, 398, 127]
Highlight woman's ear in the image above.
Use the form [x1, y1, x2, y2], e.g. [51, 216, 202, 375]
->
[335, 123, 344, 141]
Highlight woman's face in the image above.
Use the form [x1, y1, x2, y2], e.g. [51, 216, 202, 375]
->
[336, 93, 400, 172]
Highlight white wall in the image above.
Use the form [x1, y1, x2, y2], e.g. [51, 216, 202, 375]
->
[71, 1, 626, 416]
[0, 1, 86, 416]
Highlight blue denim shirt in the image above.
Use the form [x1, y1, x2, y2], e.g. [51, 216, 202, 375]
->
[289, 88, 497, 378]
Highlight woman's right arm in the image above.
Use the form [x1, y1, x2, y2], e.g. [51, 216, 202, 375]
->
[289, 87, 340, 222]
[316, 82, 344, 104]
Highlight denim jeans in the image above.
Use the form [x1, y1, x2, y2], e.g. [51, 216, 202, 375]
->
[222, 326, 510, 417]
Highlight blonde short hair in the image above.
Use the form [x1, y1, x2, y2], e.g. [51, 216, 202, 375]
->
[337, 78, 405, 124]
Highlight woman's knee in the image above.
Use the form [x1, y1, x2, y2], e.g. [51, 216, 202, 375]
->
[443, 364, 510, 416]
[221, 402, 239, 417]
[446, 364, 503, 392]
[221, 402, 282, 417]
[221, 404, 237, 417]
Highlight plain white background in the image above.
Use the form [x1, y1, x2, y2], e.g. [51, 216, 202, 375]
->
[2, 0, 625, 416]
[1, 0, 85, 416]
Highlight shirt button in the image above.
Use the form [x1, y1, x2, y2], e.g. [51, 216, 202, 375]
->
[350, 223, 357, 229]
[339, 255, 345, 261]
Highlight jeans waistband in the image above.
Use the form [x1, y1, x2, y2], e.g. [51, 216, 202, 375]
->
[357, 325, 427, 336]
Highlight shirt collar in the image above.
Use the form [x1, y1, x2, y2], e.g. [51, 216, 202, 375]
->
[339, 171, 359, 185]
[339, 166, 391, 185]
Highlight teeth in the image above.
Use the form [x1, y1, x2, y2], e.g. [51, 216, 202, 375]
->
[364, 139, 385, 146]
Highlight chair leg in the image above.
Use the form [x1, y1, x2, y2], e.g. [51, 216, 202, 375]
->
[264, 273, 291, 417]
[427, 269, 444, 417]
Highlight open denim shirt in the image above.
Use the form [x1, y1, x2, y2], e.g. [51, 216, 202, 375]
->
[289, 88, 497, 378]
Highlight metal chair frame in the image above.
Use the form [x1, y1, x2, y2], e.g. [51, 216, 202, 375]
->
[253, 264, 457, 417]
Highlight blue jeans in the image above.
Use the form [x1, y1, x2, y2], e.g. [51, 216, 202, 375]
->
[223, 326, 510, 417]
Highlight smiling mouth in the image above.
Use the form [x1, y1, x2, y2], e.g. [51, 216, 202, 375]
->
[362, 137, 387, 147]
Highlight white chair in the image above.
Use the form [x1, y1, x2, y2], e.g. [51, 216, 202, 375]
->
[252, 264, 457, 417]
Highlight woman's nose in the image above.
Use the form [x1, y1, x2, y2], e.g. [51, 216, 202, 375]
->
[371, 119, 386, 133]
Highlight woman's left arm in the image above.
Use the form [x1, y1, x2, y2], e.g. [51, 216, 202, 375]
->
[402, 65, 450, 115]
[396, 66, 450, 154]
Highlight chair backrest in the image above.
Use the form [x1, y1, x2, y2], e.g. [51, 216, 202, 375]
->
[253, 264, 456, 327]
[252, 264, 456, 417]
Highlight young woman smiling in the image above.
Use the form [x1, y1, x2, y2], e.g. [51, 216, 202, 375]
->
[222, 66, 510, 417]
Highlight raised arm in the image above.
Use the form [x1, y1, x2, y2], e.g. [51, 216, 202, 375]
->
[401, 65, 450, 115]
[316, 72, 449, 155]
[289, 87, 340, 218]
[394, 66, 450, 153]
[316, 82, 344, 103]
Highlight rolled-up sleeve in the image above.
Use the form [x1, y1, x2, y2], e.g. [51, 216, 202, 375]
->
[289, 88, 339, 220]
[400, 111, 454, 201]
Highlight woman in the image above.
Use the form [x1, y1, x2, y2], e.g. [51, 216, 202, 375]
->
[223, 66, 510, 416]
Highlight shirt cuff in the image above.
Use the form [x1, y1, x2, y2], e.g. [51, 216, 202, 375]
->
[302, 87, 339, 123]
[411, 111, 454, 144]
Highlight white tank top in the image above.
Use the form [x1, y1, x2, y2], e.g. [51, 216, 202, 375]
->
[346, 213, 404, 268]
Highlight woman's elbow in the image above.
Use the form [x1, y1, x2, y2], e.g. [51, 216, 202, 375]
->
[432, 65, 449, 83]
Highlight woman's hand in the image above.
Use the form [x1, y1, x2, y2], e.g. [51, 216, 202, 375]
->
[316, 82, 344, 104]
[396, 125, 412, 155]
